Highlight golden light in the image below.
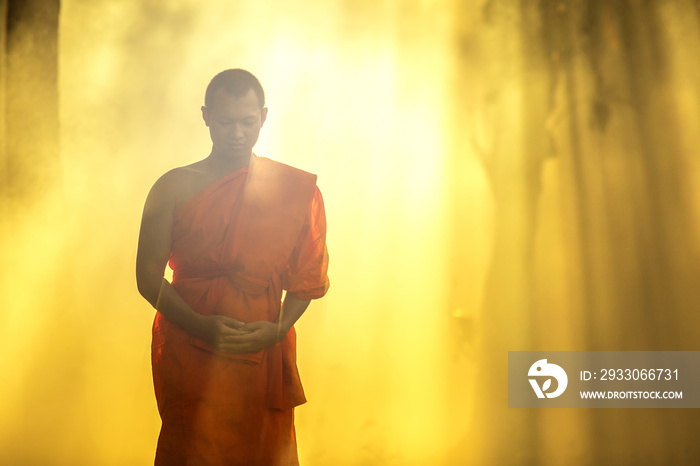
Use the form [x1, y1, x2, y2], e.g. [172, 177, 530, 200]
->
[2, 1, 700, 464]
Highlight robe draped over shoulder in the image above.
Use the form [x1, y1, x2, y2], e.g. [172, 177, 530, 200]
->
[151, 156, 329, 466]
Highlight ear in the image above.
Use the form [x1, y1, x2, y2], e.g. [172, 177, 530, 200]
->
[260, 107, 268, 127]
[201, 106, 210, 127]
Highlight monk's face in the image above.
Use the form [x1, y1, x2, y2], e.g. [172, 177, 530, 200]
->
[201, 88, 268, 158]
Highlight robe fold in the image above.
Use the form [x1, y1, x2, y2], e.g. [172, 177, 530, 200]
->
[151, 156, 329, 466]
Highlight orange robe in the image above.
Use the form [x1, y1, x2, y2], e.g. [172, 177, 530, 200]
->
[151, 157, 329, 465]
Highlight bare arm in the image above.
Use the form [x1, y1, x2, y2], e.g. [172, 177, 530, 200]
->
[277, 294, 311, 337]
[136, 173, 244, 346]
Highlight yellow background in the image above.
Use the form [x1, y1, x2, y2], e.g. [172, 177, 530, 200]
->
[2, 1, 700, 464]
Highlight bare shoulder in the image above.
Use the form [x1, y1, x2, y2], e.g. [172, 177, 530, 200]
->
[147, 161, 210, 210]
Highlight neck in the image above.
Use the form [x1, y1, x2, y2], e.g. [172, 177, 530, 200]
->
[205, 148, 253, 175]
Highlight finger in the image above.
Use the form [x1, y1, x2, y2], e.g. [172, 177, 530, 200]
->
[219, 330, 266, 346]
[239, 321, 277, 332]
[218, 330, 254, 343]
[220, 317, 245, 328]
[227, 330, 263, 342]
[237, 322, 258, 331]
[214, 337, 259, 354]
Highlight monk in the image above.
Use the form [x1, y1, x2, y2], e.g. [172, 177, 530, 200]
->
[136, 69, 329, 465]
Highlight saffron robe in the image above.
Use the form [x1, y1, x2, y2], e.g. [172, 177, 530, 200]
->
[151, 156, 330, 465]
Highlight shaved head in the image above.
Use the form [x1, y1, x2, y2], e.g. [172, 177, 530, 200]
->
[204, 69, 265, 110]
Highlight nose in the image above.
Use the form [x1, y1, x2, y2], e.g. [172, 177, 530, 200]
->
[229, 123, 244, 139]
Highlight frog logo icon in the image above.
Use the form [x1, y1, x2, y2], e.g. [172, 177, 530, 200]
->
[528, 359, 568, 398]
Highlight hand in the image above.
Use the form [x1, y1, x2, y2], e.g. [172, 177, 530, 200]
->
[223, 320, 282, 354]
[194, 314, 246, 351]
[196, 316, 281, 354]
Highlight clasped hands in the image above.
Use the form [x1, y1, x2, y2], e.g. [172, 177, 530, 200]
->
[196, 314, 284, 354]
